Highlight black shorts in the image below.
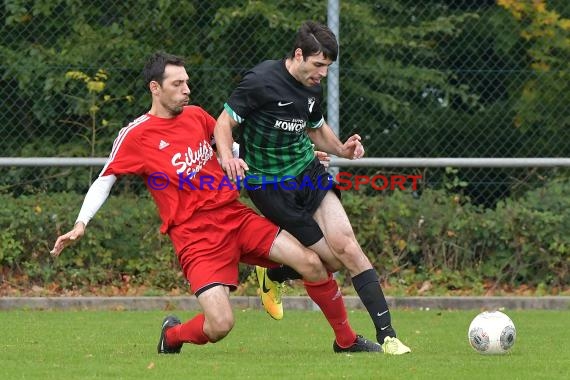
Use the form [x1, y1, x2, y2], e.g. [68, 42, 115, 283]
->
[247, 158, 340, 246]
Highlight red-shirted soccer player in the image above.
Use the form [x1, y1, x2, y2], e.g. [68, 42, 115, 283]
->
[51, 52, 381, 354]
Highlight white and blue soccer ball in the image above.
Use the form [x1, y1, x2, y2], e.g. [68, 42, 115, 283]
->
[468, 310, 516, 354]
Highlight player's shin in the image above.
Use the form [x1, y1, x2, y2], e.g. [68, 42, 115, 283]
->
[303, 275, 357, 347]
[168, 313, 210, 345]
[352, 269, 396, 343]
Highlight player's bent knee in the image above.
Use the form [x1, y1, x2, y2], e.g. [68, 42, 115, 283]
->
[324, 260, 343, 273]
[331, 238, 362, 258]
[205, 315, 235, 342]
[299, 251, 328, 282]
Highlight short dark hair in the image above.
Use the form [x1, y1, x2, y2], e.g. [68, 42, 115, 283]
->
[288, 21, 338, 61]
[142, 52, 185, 87]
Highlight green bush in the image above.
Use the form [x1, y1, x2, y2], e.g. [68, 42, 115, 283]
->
[0, 192, 183, 294]
[1, 180, 568, 295]
[342, 179, 569, 294]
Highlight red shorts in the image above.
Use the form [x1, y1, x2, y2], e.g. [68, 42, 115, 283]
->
[168, 200, 280, 295]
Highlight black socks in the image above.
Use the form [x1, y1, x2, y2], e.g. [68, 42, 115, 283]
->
[266, 265, 396, 344]
[352, 269, 396, 343]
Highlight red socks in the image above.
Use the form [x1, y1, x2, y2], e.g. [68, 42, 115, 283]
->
[165, 279, 357, 349]
[166, 313, 209, 346]
[304, 275, 357, 348]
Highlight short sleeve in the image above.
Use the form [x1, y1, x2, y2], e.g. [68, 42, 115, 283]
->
[200, 106, 217, 137]
[100, 126, 144, 177]
[307, 89, 324, 128]
[225, 71, 266, 122]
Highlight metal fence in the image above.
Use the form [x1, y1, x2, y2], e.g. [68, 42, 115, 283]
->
[1, 0, 569, 205]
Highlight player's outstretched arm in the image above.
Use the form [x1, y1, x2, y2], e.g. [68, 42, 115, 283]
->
[340, 134, 365, 160]
[50, 174, 117, 257]
[50, 222, 85, 257]
[308, 124, 364, 160]
[307, 122, 364, 159]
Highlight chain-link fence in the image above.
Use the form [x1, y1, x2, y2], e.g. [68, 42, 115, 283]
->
[1, 0, 570, 206]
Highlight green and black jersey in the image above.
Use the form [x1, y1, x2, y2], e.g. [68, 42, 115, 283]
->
[224, 59, 324, 184]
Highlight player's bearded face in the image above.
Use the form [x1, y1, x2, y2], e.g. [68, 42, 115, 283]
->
[162, 98, 186, 116]
[160, 65, 191, 116]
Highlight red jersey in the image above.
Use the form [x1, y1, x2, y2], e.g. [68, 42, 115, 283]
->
[101, 106, 238, 233]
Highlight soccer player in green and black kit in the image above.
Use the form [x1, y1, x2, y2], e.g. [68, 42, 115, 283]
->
[215, 21, 411, 355]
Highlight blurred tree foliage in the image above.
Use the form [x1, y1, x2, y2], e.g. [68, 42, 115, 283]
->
[1, 0, 569, 201]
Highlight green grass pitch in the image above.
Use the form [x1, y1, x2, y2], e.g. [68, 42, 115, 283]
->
[0, 308, 567, 379]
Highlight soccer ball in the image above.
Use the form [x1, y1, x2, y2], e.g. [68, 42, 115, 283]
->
[468, 311, 516, 354]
